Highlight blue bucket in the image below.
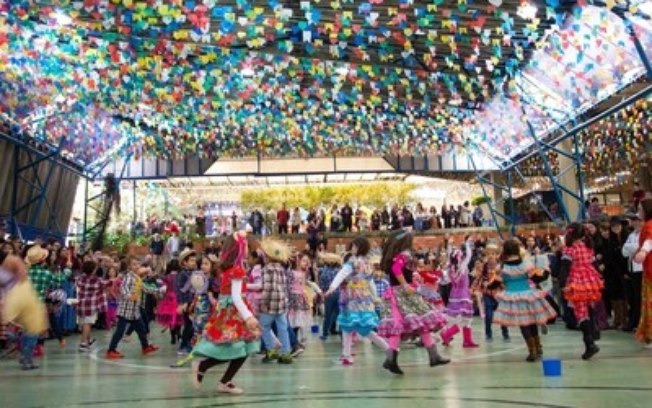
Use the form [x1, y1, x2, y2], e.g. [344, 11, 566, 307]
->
[311, 325, 319, 334]
[542, 358, 562, 376]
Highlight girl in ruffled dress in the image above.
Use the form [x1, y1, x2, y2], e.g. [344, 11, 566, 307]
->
[325, 236, 388, 366]
[246, 250, 264, 317]
[439, 238, 479, 348]
[378, 230, 449, 374]
[288, 253, 321, 344]
[562, 223, 604, 360]
[156, 260, 181, 344]
[190, 232, 261, 394]
[493, 239, 557, 362]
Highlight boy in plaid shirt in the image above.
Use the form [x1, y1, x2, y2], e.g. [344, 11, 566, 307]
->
[76, 260, 111, 351]
[258, 250, 292, 364]
[106, 257, 165, 359]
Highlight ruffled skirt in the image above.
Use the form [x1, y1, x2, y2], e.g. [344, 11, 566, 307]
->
[378, 286, 447, 338]
[194, 296, 260, 360]
[446, 297, 474, 318]
[156, 295, 180, 328]
[494, 289, 557, 327]
[564, 269, 604, 303]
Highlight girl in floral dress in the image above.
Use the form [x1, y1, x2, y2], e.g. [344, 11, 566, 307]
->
[562, 223, 604, 360]
[190, 232, 261, 394]
[324, 236, 388, 366]
[378, 230, 449, 375]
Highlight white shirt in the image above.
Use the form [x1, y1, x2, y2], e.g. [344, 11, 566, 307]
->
[622, 230, 643, 273]
[167, 236, 180, 254]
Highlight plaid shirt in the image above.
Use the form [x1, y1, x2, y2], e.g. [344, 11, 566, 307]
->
[117, 271, 164, 320]
[28, 265, 69, 301]
[259, 262, 288, 315]
[76, 274, 110, 317]
[374, 278, 390, 298]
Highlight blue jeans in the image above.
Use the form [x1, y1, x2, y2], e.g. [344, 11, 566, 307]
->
[483, 295, 509, 339]
[322, 292, 340, 337]
[21, 334, 39, 365]
[109, 316, 149, 351]
[259, 313, 291, 354]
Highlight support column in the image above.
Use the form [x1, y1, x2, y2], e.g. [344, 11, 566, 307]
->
[556, 139, 583, 221]
[491, 172, 506, 228]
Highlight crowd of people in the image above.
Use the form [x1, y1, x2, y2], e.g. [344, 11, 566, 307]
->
[134, 201, 486, 241]
[1, 198, 651, 395]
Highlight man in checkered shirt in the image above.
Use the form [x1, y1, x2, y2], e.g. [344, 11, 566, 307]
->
[258, 260, 292, 363]
[106, 256, 165, 359]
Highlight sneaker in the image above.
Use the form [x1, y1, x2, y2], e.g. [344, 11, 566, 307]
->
[277, 354, 293, 364]
[88, 338, 97, 347]
[217, 382, 243, 395]
[291, 345, 305, 357]
[485, 337, 493, 343]
[123, 335, 131, 343]
[503, 336, 511, 343]
[105, 350, 125, 359]
[644, 343, 652, 350]
[262, 350, 279, 363]
[78, 344, 90, 352]
[21, 363, 39, 371]
[541, 325, 548, 335]
[340, 357, 354, 366]
[142, 345, 160, 355]
[33, 345, 44, 357]
[319, 335, 328, 341]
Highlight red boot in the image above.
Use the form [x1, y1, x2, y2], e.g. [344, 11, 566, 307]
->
[462, 327, 479, 348]
[33, 344, 44, 358]
[440, 325, 460, 346]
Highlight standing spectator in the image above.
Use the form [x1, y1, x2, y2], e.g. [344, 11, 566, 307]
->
[402, 207, 415, 230]
[623, 213, 644, 332]
[442, 205, 451, 229]
[371, 210, 381, 231]
[290, 207, 302, 234]
[341, 204, 353, 232]
[277, 203, 290, 235]
[414, 203, 427, 231]
[150, 232, 164, 272]
[195, 207, 206, 237]
[329, 205, 341, 232]
[633, 182, 646, 211]
[231, 212, 239, 231]
[167, 232, 180, 258]
[633, 199, 652, 348]
[588, 197, 602, 219]
[381, 207, 390, 230]
[249, 209, 264, 235]
[473, 205, 484, 227]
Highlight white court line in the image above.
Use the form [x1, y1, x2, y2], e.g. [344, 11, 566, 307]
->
[89, 344, 525, 372]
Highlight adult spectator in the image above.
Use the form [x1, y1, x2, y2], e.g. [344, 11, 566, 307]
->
[473, 205, 484, 227]
[633, 182, 646, 211]
[150, 232, 165, 271]
[329, 205, 341, 232]
[249, 209, 264, 235]
[195, 207, 206, 237]
[166, 232, 181, 258]
[622, 213, 644, 332]
[341, 203, 353, 232]
[277, 203, 290, 235]
[290, 207, 302, 234]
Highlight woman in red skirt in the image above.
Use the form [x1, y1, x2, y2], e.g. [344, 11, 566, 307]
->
[562, 223, 604, 360]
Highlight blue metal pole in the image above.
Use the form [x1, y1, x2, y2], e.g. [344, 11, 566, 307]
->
[573, 131, 587, 221]
[507, 171, 516, 236]
[508, 84, 652, 170]
[521, 106, 571, 224]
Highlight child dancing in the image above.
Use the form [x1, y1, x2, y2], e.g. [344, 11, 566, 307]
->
[562, 223, 604, 360]
[440, 238, 479, 348]
[324, 236, 388, 366]
[493, 239, 557, 362]
[378, 230, 449, 374]
[191, 232, 261, 394]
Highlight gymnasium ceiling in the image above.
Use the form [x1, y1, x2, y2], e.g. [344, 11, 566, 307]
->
[1, 0, 651, 172]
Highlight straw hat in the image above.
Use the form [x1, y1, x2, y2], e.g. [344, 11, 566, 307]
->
[25, 246, 48, 266]
[368, 255, 382, 266]
[318, 252, 342, 266]
[178, 248, 197, 263]
[260, 239, 292, 263]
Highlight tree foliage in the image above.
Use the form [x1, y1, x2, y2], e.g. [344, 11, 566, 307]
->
[240, 182, 417, 210]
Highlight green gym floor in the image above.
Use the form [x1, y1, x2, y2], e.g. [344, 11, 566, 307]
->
[1, 323, 651, 408]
